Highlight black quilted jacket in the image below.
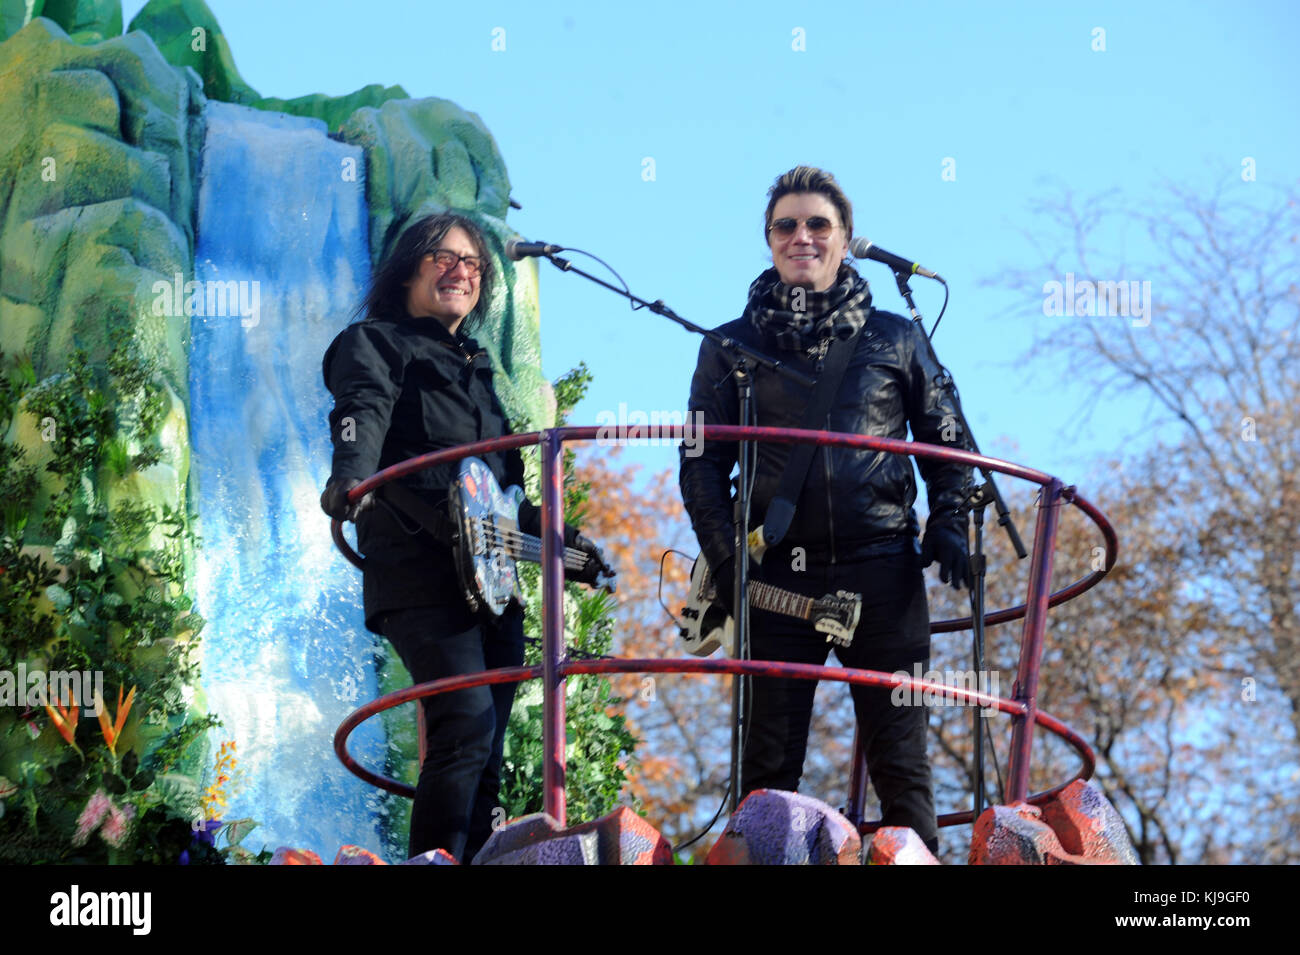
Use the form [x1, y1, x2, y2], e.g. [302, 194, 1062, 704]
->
[322, 312, 526, 628]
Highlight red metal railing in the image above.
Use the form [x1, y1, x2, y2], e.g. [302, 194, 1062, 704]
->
[332, 425, 1114, 833]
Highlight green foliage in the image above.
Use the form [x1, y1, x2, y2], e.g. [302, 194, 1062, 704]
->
[499, 577, 640, 823]
[551, 361, 593, 426]
[133, 805, 218, 865]
[0, 353, 38, 539]
[374, 645, 418, 861]
[147, 712, 222, 775]
[551, 361, 596, 525]
[0, 344, 240, 864]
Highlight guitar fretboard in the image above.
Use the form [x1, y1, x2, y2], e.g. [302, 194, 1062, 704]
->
[745, 580, 814, 620]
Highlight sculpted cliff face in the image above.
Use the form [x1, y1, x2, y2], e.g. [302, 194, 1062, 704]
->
[0, 0, 545, 860]
[0, 14, 203, 542]
[1, 0, 545, 430]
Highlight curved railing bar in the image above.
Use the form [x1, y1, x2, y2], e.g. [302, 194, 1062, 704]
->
[334, 657, 1096, 831]
[331, 426, 1119, 629]
[331, 423, 1114, 833]
[330, 432, 537, 571]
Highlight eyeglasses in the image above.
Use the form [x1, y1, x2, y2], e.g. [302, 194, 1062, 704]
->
[768, 216, 837, 239]
[428, 249, 484, 277]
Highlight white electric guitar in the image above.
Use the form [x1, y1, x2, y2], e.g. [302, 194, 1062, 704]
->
[677, 556, 862, 657]
[448, 457, 616, 616]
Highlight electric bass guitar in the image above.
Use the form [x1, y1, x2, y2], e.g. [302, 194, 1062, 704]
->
[448, 456, 616, 616]
[677, 555, 862, 657]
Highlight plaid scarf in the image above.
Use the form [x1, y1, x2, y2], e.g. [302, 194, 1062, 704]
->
[745, 264, 873, 352]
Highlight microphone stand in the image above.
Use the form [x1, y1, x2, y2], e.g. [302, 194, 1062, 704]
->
[890, 267, 1025, 823]
[534, 251, 813, 813]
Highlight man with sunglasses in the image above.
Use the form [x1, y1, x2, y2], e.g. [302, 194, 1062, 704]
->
[320, 212, 610, 863]
[679, 166, 972, 856]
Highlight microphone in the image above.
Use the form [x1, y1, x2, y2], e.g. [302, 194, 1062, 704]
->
[848, 237, 941, 280]
[505, 237, 565, 261]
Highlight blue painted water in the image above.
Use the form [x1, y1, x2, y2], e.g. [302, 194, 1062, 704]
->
[189, 101, 387, 861]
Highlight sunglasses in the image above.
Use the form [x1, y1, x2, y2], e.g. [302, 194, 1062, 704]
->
[768, 216, 837, 239]
[429, 249, 484, 277]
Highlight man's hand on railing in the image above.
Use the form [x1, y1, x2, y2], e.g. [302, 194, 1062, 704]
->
[320, 477, 374, 523]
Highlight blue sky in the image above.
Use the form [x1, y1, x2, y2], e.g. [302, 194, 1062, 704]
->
[125, 0, 1299, 488]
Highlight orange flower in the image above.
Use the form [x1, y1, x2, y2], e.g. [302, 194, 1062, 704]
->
[44, 686, 81, 753]
[95, 685, 136, 756]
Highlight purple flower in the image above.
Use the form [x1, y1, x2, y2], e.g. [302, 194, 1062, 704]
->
[72, 789, 112, 846]
[196, 818, 223, 846]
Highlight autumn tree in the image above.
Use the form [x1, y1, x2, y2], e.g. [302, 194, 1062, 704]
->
[571, 447, 735, 854]
[953, 179, 1300, 862]
[916, 459, 1264, 864]
[996, 180, 1300, 736]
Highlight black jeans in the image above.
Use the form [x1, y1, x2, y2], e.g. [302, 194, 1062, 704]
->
[741, 546, 938, 851]
[379, 602, 525, 862]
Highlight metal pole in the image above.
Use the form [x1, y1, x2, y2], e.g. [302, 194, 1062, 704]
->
[1006, 478, 1063, 803]
[844, 725, 868, 826]
[728, 365, 755, 812]
[540, 428, 568, 826]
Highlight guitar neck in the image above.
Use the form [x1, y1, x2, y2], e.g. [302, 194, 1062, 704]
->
[745, 579, 815, 621]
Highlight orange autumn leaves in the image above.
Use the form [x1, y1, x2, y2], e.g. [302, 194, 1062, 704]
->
[572, 449, 732, 837]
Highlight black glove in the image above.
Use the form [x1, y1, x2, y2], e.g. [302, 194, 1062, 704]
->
[921, 522, 971, 591]
[710, 555, 737, 615]
[568, 533, 615, 589]
[516, 499, 542, 538]
[320, 477, 374, 523]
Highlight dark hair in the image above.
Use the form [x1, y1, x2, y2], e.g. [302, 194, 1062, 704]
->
[352, 212, 495, 329]
[763, 166, 854, 243]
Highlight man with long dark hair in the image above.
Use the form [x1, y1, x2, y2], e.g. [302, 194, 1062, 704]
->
[320, 212, 610, 862]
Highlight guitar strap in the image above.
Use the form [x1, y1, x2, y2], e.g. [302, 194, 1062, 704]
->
[378, 482, 459, 547]
[760, 325, 864, 549]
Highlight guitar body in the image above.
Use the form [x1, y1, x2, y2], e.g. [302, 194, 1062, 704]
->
[448, 456, 524, 616]
[449, 456, 615, 616]
[679, 556, 736, 657]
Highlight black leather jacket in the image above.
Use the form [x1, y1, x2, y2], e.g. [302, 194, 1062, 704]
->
[679, 308, 971, 573]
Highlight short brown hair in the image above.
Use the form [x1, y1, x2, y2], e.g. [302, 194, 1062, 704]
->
[763, 166, 854, 244]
